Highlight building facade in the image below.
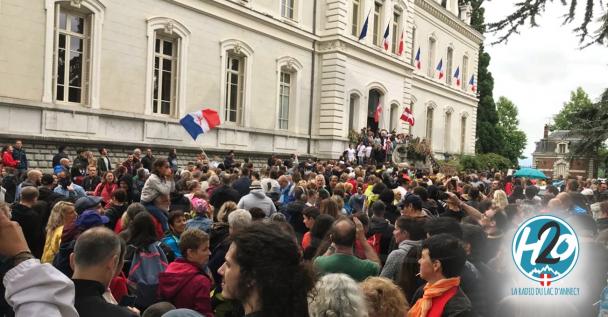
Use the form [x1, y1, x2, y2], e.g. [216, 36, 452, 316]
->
[532, 126, 598, 179]
[0, 0, 481, 159]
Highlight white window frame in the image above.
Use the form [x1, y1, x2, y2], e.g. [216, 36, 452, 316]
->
[425, 104, 435, 143]
[144, 17, 190, 118]
[444, 108, 453, 152]
[462, 54, 469, 91]
[351, 0, 362, 37]
[275, 56, 303, 131]
[220, 39, 254, 127]
[373, 1, 383, 47]
[389, 103, 400, 132]
[281, 0, 295, 19]
[391, 10, 401, 55]
[460, 113, 468, 154]
[152, 35, 177, 116]
[43, 0, 104, 108]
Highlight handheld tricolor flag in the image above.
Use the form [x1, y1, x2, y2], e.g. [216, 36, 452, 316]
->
[453, 66, 461, 86]
[415, 48, 421, 69]
[397, 29, 405, 56]
[382, 22, 390, 51]
[469, 75, 476, 92]
[436, 59, 444, 79]
[374, 101, 382, 123]
[359, 10, 371, 40]
[180, 108, 221, 140]
[400, 106, 415, 126]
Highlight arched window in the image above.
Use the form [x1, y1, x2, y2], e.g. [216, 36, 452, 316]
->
[427, 36, 436, 77]
[44, 0, 105, 108]
[367, 89, 383, 132]
[426, 106, 434, 143]
[462, 55, 469, 91]
[144, 17, 190, 117]
[276, 57, 303, 131]
[220, 40, 254, 126]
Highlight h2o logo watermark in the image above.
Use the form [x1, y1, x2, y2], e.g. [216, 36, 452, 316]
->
[512, 215, 579, 286]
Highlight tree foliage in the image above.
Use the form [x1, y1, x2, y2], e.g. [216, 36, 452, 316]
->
[459, 153, 514, 171]
[468, 0, 504, 154]
[486, 0, 608, 47]
[551, 87, 594, 131]
[566, 88, 608, 156]
[495, 97, 527, 163]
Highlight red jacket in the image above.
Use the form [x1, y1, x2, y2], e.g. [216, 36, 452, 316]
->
[2, 151, 18, 168]
[158, 258, 214, 317]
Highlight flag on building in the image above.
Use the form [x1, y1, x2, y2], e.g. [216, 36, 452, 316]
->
[397, 28, 405, 56]
[359, 10, 370, 40]
[382, 22, 390, 51]
[180, 108, 221, 140]
[453, 66, 461, 86]
[469, 75, 476, 92]
[415, 48, 421, 69]
[400, 106, 415, 126]
[436, 59, 444, 79]
[374, 101, 382, 123]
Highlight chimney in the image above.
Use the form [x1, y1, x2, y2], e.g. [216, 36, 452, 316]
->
[543, 124, 549, 139]
[459, 3, 472, 25]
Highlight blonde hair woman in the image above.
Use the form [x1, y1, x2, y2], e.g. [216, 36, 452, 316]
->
[492, 190, 508, 211]
[360, 277, 409, 317]
[41, 201, 77, 263]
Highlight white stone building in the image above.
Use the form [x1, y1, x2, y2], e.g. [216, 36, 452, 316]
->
[0, 0, 481, 159]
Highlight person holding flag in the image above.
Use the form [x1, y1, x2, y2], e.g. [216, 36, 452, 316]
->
[436, 59, 444, 79]
[374, 100, 382, 124]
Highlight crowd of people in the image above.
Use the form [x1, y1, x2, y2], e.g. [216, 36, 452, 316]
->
[0, 138, 607, 317]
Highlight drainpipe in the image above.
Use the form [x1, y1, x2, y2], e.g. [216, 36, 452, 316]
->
[307, 0, 318, 155]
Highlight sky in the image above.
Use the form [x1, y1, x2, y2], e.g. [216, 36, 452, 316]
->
[481, 1, 607, 166]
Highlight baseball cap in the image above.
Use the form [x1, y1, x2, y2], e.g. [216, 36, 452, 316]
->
[75, 196, 103, 214]
[250, 180, 262, 190]
[75, 210, 109, 229]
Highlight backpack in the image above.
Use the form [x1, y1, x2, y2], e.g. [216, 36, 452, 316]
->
[126, 242, 168, 310]
[52, 240, 76, 278]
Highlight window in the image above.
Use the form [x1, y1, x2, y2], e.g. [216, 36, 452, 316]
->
[426, 107, 434, 142]
[278, 71, 291, 130]
[225, 54, 245, 124]
[390, 104, 399, 131]
[349, 94, 360, 132]
[54, 7, 90, 104]
[373, 2, 382, 47]
[152, 36, 177, 115]
[446, 47, 453, 85]
[281, 0, 295, 19]
[462, 55, 469, 91]
[427, 37, 436, 77]
[558, 143, 567, 154]
[351, 0, 361, 36]
[444, 111, 452, 152]
[460, 116, 467, 154]
[391, 11, 400, 54]
[441, 0, 448, 8]
[411, 26, 417, 64]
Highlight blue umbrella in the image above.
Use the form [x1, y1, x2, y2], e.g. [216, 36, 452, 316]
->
[513, 167, 547, 179]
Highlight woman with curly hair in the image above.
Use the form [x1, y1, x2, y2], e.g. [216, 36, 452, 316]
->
[360, 277, 409, 317]
[218, 222, 315, 317]
[308, 273, 368, 317]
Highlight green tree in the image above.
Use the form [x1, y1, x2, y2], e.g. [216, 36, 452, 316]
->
[496, 96, 527, 163]
[551, 87, 594, 131]
[467, 0, 504, 154]
[486, 1, 608, 47]
[566, 89, 608, 155]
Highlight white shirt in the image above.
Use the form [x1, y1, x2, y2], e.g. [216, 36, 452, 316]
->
[347, 148, 356, 162]
[365, 146, 373, 158]
[357, 145, 366, 157]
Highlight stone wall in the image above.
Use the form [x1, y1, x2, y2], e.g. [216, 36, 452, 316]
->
[0, 137, 284, 173]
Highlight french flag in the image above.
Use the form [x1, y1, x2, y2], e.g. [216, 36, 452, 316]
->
[374, 101, 382, 123]
[453, 66, 461, 86]
[469, 75, 476, 92]
[436, 59, 444, 79]
[359, 10, 370, 40]
[397, 28, 404, 56]
[382, 22, 390, 51]
[180, 108, 221, 140]
[415, 48, 421, 69]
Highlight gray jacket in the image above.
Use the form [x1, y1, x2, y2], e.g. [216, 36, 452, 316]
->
[237, 189, 277, 217]
[380, 239, 422, 281]
[140, 174, 175, 203]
